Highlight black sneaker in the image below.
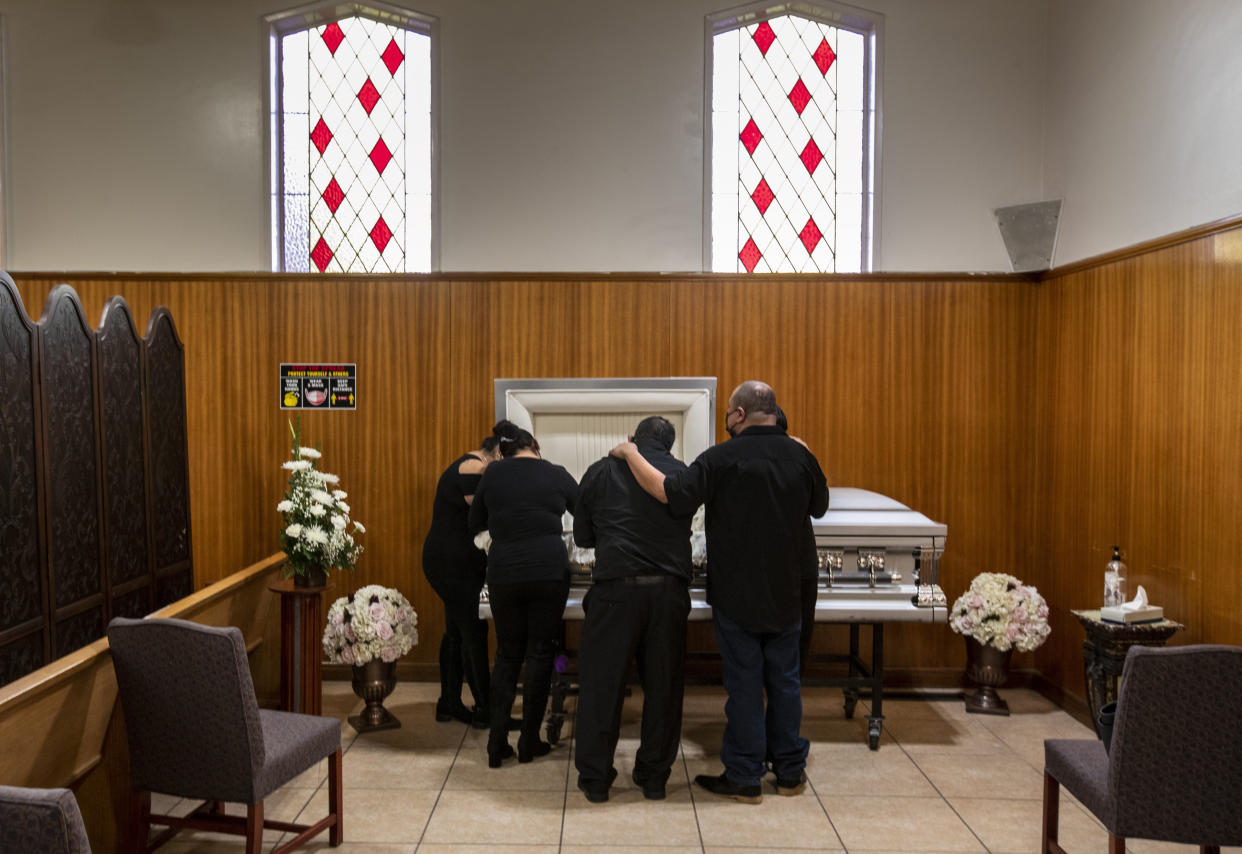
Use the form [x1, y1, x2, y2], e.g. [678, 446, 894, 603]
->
[632, 769, 666, 800]
[774, 771, 807, 796]
[694, 772, 762, 804]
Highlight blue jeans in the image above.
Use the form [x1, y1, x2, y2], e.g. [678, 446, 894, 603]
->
[712, 610, 808, 787]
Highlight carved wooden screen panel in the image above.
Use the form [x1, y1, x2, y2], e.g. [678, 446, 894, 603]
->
[0, 281, 193, 688]
[98, 298, 153, 619]
[0, 274, 46, 685]
[145, 309, 193, 608]
[38, 286, 107, 659]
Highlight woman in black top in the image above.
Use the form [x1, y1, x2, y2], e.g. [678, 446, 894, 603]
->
[421, 425, 506, 727]
[469, 427, 578, 766]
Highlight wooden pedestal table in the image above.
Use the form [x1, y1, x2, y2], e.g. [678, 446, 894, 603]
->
[269, 578, 329, 716]
[1071, 608, 1183, 737]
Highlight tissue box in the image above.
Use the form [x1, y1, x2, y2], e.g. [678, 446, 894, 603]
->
[1100, 604, 1163, 624]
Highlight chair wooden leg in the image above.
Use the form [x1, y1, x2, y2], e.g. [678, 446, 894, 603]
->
[246, 802, 264, 854]
[1108, 833, 1125, 854]
[129, 789, 151, 854]
[1041, 771, 1059, 854]
[328, 747, 344, 845]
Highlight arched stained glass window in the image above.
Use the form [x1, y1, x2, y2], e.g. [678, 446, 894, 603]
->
[708, 2, 881, 273]
[267, 3, 436, 273]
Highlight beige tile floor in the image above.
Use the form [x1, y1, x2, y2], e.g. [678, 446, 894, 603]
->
[154, 681, 1238, 854]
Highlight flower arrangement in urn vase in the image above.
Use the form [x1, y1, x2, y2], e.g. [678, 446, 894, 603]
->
[323, 585, 418, 732]
[949, 572, 1051, 715]
[277, 420, 365, 587]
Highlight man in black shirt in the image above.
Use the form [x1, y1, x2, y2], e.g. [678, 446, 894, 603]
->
[573, 416, 695, 803]
[612, 381, 829, 804]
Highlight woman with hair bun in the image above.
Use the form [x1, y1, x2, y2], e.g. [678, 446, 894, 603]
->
[421, 421, 512, 728]
[469, 425, 578, 767]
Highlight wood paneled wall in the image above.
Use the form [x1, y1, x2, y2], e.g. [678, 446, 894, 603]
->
[18, 235, 1239, 704]
[12, 272, 1035, 682]
[1030, 226, 1242, 695]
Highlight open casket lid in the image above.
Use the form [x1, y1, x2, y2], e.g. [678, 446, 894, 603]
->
[812, 487, 947, 540]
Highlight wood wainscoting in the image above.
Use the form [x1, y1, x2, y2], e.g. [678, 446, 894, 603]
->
[1029, 223, 1242, 694]
[12, 272, 1037, 683]
[13, 218, 1242, 709]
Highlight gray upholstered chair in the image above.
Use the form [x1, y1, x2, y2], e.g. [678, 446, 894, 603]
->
[0, 785, 92, 853]
[1042, 644, 1242, 854]
[107, 617, 342, 854]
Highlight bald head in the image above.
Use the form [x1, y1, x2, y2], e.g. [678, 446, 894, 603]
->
[726, 380, 779, 434]
[730, 380, 777, 415]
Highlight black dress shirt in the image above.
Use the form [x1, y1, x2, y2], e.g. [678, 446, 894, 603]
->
[664, 425, 829, 632]
[573, 441, 693, 581]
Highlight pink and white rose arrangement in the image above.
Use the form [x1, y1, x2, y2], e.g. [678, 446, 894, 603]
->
[949, 572, 1050, 653]
[322, 585, 418, 665]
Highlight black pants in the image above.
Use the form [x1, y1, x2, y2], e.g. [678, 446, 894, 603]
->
[431, 580, 491, 712]
[487, 578, 569, 751]
[574, 575, 690, 793]
[799, 574, 817, 676]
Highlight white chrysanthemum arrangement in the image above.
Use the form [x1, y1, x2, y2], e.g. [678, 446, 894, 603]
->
[278, 420, 365, 579]
[949, 572, 1051, 652]
[322, 585, 418, 665]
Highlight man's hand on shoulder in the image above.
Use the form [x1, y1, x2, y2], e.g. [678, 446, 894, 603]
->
[610, 441, 638, 459]
[788, 434, 810, 450]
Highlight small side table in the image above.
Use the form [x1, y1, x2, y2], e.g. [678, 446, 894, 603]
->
[1071, 609, 1184, 736]
[269, 578, 330, 716]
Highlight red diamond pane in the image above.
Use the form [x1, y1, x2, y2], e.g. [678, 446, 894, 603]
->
[813, 38, 837, 75]
[310, 118, 333, 155]
[381, 38, 405, 76]
[311, 237, 334, 272]
[788, 79, 811, 115]
[751, 178, 775, 215]
[752, 21, 776, 55]
[800, 138, 823, 174]
[358, 78, 381, 115]
[369, 138, 393, 174]
[370, 217, 393, 252]
[800, 218, 823, 254]
[740, 118, 763, 156]
[321, 22, 345, 55]
[739, 237, 762, 273]
[322, 178, 345, 213]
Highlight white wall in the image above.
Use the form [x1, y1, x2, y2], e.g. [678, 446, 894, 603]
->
[1, 0, 1047, 272]
[1044, 0, 1242, 265]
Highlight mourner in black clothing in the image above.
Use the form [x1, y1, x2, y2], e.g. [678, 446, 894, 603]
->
[572, 416, 695, 803]
[612, 381, 829, 803]
[776, 406, 821, 675]
[421, 425, 506, 728]
[469, 426, 578, 767]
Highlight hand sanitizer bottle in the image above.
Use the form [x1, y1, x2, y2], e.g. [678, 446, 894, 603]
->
[1103, 546, 1128, 607]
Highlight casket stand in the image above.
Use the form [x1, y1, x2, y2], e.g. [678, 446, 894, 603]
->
[479, 487, 947, 750]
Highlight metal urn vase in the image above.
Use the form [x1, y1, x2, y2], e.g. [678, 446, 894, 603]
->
[348, 659, 401, 732]
[964, 636, 1013, 715]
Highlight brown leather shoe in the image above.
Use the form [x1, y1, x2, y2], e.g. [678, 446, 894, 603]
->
[775, 771, 807, 796]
